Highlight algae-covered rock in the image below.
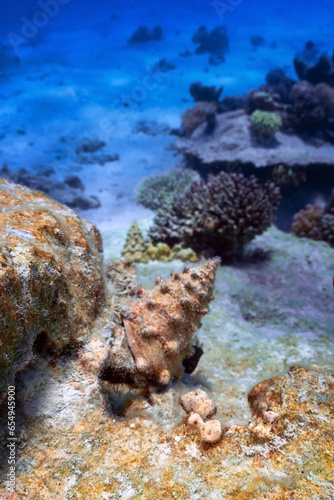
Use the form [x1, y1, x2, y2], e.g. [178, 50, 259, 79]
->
[0, 178, 106, 402]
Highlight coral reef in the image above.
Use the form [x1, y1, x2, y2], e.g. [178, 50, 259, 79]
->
[76, 138, 106, 154]
[288, 81, 334, 137]
[127, 25, 163, 43]
[135, 168, 198, 210]
[250, 110, 282, 142]
[191, 25, 229, 64]
[189, 82, 223, 103]
[0, 164, 101, 210]
[149, 171, 280, 259]
[294, 43, 334, 86]
[261, 68, 296, 103]
[1, 218, 334, 498]
[155, 58, 175, 72]
[181, 101, 217, 135]
[0, 178, 105, 402]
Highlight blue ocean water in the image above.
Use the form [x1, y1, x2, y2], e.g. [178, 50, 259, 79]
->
[0, 0, 333, 230]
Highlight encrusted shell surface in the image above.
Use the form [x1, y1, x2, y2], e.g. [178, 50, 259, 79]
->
[120, 259, 219, 386]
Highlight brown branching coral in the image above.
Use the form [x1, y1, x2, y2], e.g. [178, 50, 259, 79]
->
[291, 191, 334, 246]
[291, 204, 323, 239]
[148, 171, 280, 260]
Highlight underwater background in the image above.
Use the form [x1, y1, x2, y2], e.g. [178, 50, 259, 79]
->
[1, 0, 334, 233]
[0, 1, 334, 499]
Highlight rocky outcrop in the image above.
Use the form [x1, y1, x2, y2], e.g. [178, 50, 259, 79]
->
[176, 109, 334, 169]
[0, 178, 106, 402]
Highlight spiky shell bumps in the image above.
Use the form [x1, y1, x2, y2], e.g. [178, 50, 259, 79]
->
[117, 259, 219, 386]
[0, 179, 219, 401]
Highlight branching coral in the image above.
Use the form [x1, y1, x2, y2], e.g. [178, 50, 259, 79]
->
[148, 171, 280, 260]
[291, 204, 323, 240]
[291, 192, 334, 246]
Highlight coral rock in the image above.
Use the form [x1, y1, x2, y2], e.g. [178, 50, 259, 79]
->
[0, 179, 105, 402]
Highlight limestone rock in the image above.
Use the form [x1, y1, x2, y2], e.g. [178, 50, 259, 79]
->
[0, 178, 105, 402]
[176, 109, 334, 168]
